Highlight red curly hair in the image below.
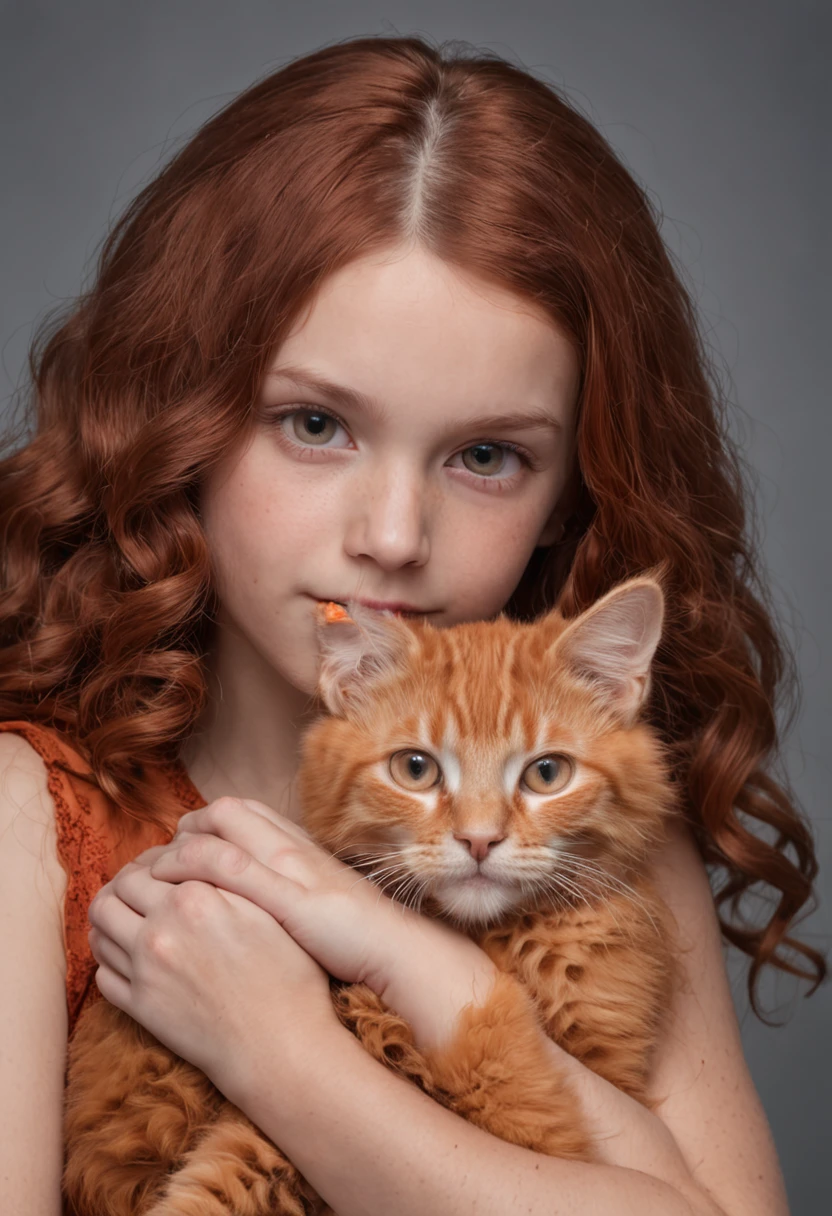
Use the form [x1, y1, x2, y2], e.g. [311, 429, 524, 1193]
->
[0, 34, 823, 1021]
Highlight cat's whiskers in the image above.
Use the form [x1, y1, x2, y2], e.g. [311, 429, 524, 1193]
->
[328, 843, 381, 861]
[552, 854, 633, 906]
[550, 862, 648, 946]
[330, 845, 409, 865]
[540, 870, 632, 943]
[513, 870, 613, 939]
[343, 865, 409, 900]
[362, 874, 420, 912]
[371, 864, 428, 905]
[557, 852, 663, 938]
[364, 870, 413, 896]
[513, 874, 545, 915]
[360, 862, 413, 892]
[537, 869, 596, 914]
[561, 864, 633, 912]
[345, 851, 408, 870]
[410, 876, 432, 913]
[359, 857, 409, 875]
[387, 870, 421, 907]
[395, 872, 428, 915]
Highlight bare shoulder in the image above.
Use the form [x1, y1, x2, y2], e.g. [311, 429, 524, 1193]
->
[0, 730, 68, 903]
[645, 813, 792, 1216]
[0, 731, 68, 920]
[0, 730, 68, 1215]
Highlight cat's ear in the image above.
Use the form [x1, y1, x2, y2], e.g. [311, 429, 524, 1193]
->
[314, 600, 418, 717]
[548, 575, 665, 724]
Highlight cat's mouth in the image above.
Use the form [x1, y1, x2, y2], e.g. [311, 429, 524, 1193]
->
[443, 869, 515, 892]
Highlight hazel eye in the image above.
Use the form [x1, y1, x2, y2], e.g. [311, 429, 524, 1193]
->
[521, 754, 572, 795]
[460, 444, 514, 476]
[286, 409, 340, 445]
[389, 750, 441, 791]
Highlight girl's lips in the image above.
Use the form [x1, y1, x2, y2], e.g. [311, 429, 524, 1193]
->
[357, 599, 429, 614]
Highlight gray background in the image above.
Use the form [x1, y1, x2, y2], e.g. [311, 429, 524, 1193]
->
[2, 1, 828, 1210]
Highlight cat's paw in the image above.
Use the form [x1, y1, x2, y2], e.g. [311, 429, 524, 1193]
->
[143, 1114, 321, 1216]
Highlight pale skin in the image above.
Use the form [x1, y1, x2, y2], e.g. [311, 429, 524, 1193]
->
[86, 242, 792, 1216]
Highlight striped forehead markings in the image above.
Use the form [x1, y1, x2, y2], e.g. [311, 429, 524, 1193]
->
[402, 629, 555, 797]
[496, 629, 524, 736]
[437, 712, 462, 793]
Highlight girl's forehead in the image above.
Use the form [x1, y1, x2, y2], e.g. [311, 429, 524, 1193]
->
[262, 245, 581, 426]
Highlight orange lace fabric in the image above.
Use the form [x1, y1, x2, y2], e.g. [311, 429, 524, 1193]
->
[0, 720, 206, 1038]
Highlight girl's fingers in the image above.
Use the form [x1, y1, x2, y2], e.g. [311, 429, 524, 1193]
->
[94, 963, 133, 1011]
[176, 798, 313, 847]
[131, 844, 174, 866]
[88, 925, 133, 981]
[150, 839, 305, 927]
[89, 861, 173, 955]
[109, 857, 176, 916]
[240, 799, 315, 842]
[88, 886, 145, 958]
[174, 803, 315, 877]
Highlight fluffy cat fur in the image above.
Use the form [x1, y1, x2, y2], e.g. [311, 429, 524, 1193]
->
[62, 571, 681, 1215]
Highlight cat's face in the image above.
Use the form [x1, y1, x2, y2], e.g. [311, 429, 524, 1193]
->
[298, 572, 677, 929]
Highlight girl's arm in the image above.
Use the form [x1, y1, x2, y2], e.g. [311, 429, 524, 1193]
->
[212, 821, 789, 1216]
[638, 815, 791, 1216]
[221, 1006, 723, 1216]
[95, 803, 791, 1216]
[0, 734, 67, 1216]
[152, 797, 788, 1216]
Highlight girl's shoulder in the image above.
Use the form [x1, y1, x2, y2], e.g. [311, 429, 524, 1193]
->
[0, 724, 70, 921]
[0, 719, 186, 1034]
[0, 716, 94, 775]
[0, 716, 169, 873]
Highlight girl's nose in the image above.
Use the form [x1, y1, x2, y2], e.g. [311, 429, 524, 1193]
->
[343, 463, 431, 570]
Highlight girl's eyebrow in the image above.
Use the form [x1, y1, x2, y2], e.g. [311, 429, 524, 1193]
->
[265, 364, 563, 435]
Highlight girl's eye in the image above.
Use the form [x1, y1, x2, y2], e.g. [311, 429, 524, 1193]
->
[454, 443, 523, 479]
[389, 750, 442, 791]
[281, 409, 350, 447]
[520, 754, 573, 795]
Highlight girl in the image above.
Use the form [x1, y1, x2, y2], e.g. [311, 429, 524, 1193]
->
[0, 33, 822, 1216]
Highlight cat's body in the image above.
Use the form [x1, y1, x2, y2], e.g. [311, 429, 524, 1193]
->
[63, 574, 681, 1215]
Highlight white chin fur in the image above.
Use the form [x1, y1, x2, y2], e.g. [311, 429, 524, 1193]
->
[436, 878, 518, 926]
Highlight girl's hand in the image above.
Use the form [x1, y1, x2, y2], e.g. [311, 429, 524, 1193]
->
[90, 800, 733, 1216]
[86, 843, 338, 1096]
[147, 796, 500, 1050]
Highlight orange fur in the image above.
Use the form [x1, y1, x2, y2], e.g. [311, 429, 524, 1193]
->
[63, 573, 680, 1213]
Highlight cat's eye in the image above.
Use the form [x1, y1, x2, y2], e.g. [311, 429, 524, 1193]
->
[521, 754, 572, 795]
[388, 750, 441, 791]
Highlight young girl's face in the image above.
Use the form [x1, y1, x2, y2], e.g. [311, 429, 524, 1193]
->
[199, 243, 580, 698]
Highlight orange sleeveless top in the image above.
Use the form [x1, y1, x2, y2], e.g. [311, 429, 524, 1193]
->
[0, 719, 207, 1039]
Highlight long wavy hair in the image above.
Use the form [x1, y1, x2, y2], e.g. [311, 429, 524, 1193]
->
[0, 34, 823, 1020]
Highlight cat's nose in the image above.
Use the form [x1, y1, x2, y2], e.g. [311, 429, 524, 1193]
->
[454, 831, 506, 863]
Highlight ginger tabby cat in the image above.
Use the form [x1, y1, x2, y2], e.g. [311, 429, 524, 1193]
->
[63, 571, 680, 1215]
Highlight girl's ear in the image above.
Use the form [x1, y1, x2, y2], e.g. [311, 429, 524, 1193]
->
[314, 600, 417, 717]
[547, 575, 666, 725]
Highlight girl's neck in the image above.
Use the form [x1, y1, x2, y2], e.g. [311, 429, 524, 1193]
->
[179, 627, 321, 823]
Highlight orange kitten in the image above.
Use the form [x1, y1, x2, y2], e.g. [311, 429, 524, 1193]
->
[63, 572, 680, 1215]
